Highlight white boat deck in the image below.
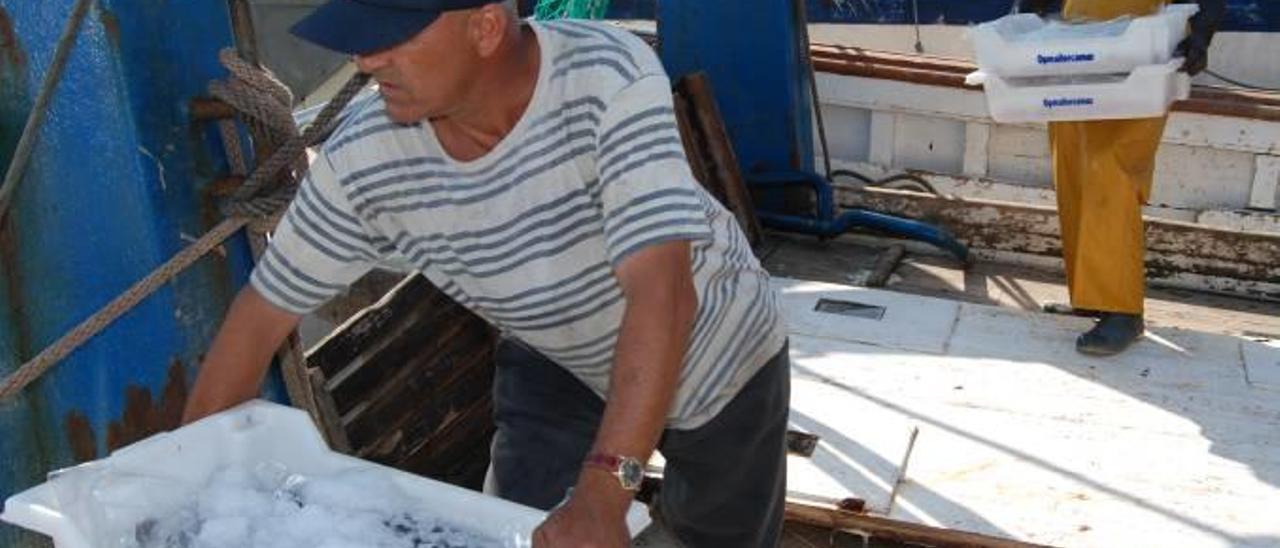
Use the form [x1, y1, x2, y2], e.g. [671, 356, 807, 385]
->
[778, 277, 1280, 547]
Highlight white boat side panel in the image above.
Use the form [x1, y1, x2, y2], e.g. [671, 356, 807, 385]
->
[962, 122, 991, 178]
[814, 72, 1280, 215]
[816, 72, 991, 121]
[817, 104, 872, 164]
[1197, 209, 1280, 234]
[869, 111, 898, 167]
[987, 125, 1052, 187]
[1164, 112, 1280, 156]
[1250, 155, 1280, 210]
[816, 72, 1280, 155]
[1151, 143, 1257, 210]
[893, 114, 966, 174]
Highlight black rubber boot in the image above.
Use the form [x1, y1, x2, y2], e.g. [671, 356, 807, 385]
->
[1076, 313, 1145, 356]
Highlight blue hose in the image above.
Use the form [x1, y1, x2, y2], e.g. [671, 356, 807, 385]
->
[748, 170, 970, 264]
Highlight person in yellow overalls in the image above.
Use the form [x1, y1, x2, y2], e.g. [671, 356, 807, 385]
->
[1024, 0, 1226, 355]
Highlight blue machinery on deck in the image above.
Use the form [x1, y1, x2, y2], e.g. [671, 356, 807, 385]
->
[657, 0, 970, 264]
[751, 170, 971, 262]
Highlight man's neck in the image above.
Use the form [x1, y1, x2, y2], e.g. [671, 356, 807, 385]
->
[432, 24, 540, 161]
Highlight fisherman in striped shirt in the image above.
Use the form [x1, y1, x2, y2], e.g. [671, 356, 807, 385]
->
[182, 1, 790, 546]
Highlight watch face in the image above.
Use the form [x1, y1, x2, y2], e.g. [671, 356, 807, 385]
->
[619, 457, 644, 490]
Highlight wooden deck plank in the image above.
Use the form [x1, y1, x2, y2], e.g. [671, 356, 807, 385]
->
[761, 233, 1280, 341]
[779, 278, 1280, 548]
[774, 278, 960, 355]
[1243, 339, 1280, 391]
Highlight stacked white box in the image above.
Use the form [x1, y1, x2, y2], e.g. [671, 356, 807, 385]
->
[968, 5, 1197, 123]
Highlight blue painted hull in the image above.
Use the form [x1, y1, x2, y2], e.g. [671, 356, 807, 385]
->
[0, 2, 272, 545]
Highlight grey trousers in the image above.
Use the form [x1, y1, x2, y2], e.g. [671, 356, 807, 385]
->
[487, 339, 790, 548]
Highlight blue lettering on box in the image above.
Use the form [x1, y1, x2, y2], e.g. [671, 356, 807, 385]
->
[1043, 97, 1095, 108]
[1036, 52, 1097, 65]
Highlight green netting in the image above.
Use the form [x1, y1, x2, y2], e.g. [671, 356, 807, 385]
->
[533, 0, 610, 20]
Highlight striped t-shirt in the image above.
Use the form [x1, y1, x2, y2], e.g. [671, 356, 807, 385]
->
[251, 19, 786, 429]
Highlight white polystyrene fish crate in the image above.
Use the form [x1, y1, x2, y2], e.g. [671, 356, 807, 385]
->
[1, 400, 650, 548]
[970, 4, 1197, 77]
[967, 60, 1190, 124]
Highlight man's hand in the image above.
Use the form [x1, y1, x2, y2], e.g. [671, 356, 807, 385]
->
[1175, 32, 1211, 76]
[1175, 0, 1226, 77]
[181, 286, 301, 424]
[532, 472, 632, 548]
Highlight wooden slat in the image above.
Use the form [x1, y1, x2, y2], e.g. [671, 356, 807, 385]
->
[301, 272, 500, 491]
[395, 397, 496, 477]
[326, 307, 476, 415]
[675, 72, 765, 245]
[673, 91, 723, 204]
[345, 333, 495, 454]
[414, 429, 495, 491]
[307, 366, 352, 453]
[306, 274, 447, 377]
[785, 501, 1055, 548]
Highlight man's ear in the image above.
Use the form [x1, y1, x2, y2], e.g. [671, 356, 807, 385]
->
[469, 3, 511, 58]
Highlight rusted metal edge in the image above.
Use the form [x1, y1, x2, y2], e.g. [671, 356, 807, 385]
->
[190, 97, 239, 121]
[785, 500, 1057, 548]
[835, 185, 1280, 296]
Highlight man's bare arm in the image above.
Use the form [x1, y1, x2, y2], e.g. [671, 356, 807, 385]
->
[590, 239, 697, 479]
[181, 286, 301, 423]
[533, 239, 697, 547]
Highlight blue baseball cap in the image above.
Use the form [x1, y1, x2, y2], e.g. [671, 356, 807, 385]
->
[290, 0, 500, 55]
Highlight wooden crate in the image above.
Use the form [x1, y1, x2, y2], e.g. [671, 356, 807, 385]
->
[304, 274, 498, 490]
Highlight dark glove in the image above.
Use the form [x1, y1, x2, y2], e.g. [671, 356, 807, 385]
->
[1174, 31, 1211, 76]
[1175, 0, 1226, 76]
[1020, 0, 1060, 16]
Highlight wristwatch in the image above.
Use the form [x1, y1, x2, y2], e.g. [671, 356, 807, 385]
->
[583, 452, 644, 492]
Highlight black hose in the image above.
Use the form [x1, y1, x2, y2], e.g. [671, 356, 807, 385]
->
[1204, 69, 1280, 93]
[830, 169, 874, 184]
[871, 173, 939, 195]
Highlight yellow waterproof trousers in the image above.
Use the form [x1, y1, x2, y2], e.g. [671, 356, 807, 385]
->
[1049, 0, 1169, 314]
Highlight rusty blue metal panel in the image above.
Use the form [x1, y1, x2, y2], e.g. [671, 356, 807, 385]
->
[657, 0, 816, 204]
[0, 1, 275, 544]
[657, 0, 816, 176]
